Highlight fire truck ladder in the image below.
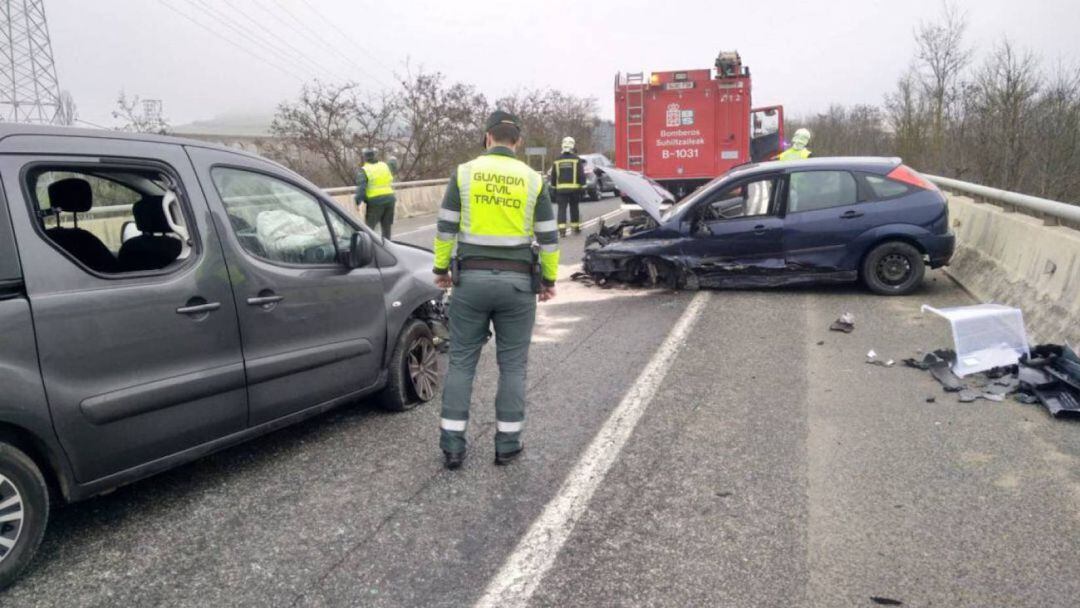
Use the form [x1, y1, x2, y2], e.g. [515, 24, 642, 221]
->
[625, 72, 646, 171]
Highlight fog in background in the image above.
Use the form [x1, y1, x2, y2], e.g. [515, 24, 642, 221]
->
[47, 0, 1080, 129]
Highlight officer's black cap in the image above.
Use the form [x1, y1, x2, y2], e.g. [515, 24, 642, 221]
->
[485, 110, 522, 133]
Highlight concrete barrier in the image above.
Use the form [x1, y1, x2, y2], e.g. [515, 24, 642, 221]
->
[325, 179, 448, 221]
[944, 193, 1080, 344]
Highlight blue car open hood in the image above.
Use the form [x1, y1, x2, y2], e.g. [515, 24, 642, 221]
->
[597, 168, 676, 224]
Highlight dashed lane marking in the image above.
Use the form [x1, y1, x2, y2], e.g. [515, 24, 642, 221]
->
[474, 290, 712, 608]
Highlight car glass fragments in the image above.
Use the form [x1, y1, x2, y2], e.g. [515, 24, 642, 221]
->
[866, 350, 895, 367]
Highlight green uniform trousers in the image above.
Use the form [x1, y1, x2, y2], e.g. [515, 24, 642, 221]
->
[440, 270, 537, 455]
[363, 201, 395, 238]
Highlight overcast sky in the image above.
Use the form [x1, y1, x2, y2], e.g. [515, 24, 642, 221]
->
[46, 0, 1080, 129]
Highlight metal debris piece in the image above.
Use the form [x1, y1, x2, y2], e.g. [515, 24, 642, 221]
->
[929, 361, 965, 392]
[830, 312, 855, 333]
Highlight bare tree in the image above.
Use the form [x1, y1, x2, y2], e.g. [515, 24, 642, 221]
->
[913, 1, 972, 168]
[269, 81, 402, 186]
[496, 89, 599, 160]
[395, 67, 489, 180]
[112, 91, 170, 134]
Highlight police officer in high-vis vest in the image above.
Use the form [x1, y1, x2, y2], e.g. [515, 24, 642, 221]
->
[432, 110, 560, 470]
[778, 128, 813, 161]
[355, 148, 397, 238]
[549, 136, 586, 236]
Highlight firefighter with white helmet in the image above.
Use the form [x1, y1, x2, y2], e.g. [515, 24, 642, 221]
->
[549, 136, 586, 236]
[778, 128, 812, 161]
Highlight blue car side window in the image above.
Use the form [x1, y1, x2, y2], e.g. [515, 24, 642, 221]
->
[789, 171, 857, 213]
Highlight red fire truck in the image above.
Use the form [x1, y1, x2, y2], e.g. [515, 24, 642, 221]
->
[614, 51, 785, 196]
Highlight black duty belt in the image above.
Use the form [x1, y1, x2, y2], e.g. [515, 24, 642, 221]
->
[459, 259, 533, 274]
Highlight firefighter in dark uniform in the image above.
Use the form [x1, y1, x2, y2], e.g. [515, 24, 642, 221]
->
[432, 110, 560, 470]
[549, 136, 586, 236]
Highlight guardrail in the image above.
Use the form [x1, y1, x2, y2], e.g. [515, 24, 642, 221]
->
[925, 174, 1080, 228]
[323, 178, 449, 197]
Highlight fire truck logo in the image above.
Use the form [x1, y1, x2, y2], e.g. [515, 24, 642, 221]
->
[665, 103, 681, 128]
[666, 103, 695, 127]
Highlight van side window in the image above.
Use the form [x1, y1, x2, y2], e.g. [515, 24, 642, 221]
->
[27, 168, 194, 274]
[211, 168, 341, 265]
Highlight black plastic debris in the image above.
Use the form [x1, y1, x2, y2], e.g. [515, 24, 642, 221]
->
[906, 343, 1080, 417]
[870, 597, 903, 606]
[830, 312, 855, 333]
[1016, 344, 1080, 417]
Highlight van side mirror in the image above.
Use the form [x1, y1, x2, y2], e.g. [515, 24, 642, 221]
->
[343, 232, 374, 268]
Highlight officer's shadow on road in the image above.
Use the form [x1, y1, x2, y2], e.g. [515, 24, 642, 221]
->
[14, 395, 401, 589]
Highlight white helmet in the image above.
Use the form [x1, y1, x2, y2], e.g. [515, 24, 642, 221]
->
[792, 128, 812, 149]
[561, 136, 575, 153]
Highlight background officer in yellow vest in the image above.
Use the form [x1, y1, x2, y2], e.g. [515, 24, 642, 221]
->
[355, 148, 397, 238]
[432, 110, 560, 470]
[778, 128, 813, 161]
[549, 136, 587, 236]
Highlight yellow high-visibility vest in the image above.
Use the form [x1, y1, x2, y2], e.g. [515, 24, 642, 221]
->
[777, 147, 811, 161]
[456, 154, 543, 246]
[362, 161, 395, 198]
[553, 158, 583, 191]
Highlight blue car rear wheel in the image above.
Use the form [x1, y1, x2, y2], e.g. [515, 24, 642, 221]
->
[862, 241, 925, 296]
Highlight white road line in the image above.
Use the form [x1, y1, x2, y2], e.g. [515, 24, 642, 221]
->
[392, 205, 625, 241]
[394, 224, 437, 238]
[475, 290, 711, 608]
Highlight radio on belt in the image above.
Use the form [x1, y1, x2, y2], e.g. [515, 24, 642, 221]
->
[614, 50, 787, 197]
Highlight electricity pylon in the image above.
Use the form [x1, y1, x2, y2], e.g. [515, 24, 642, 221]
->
[0, 0, 62, 123]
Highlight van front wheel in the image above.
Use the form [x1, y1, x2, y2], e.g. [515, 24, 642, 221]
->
[0, 443, 49, 590]
[377, 320, 441, 412]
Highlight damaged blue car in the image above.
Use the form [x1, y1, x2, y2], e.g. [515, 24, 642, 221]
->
[583, 157, 955, 295]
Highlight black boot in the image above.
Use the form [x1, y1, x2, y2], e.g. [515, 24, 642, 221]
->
[494, 445, 524, 466]
[443, 450, 465, 470]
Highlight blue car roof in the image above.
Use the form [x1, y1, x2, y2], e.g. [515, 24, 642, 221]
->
[731, 156, 903, 178]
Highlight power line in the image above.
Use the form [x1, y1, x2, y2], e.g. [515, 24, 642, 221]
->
[247, 0, 387, 88]
[267, 0, 393, 87]
[181, 0, 346, 83]
[156, 0, 308, 83]
[295, 0, 398, 79]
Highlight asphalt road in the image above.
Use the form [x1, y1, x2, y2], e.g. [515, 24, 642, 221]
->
[5, 192, 1080, 607]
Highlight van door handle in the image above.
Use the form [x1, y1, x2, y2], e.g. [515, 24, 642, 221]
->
[753, 224, 768, 235]
[176, 302, 221, 315]
[840, 210, 864, 219]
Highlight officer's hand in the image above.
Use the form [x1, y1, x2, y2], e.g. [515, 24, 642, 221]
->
[434, 273, 453, 289]
[539, 284, 557, 302]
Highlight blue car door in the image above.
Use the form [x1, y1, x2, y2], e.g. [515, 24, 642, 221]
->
[781, 170, 870, 271]
[680, 174, 786, 277]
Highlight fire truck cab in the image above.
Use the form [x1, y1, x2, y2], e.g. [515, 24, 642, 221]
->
[615, 51, 785, 196]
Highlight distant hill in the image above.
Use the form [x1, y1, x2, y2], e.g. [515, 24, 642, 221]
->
[172, 112, 274, 137]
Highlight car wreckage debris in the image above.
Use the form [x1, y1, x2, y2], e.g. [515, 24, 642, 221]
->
[866, 350, 895, 367]
[904, 343, 1080, 417]
[830, 312, 855, 333]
